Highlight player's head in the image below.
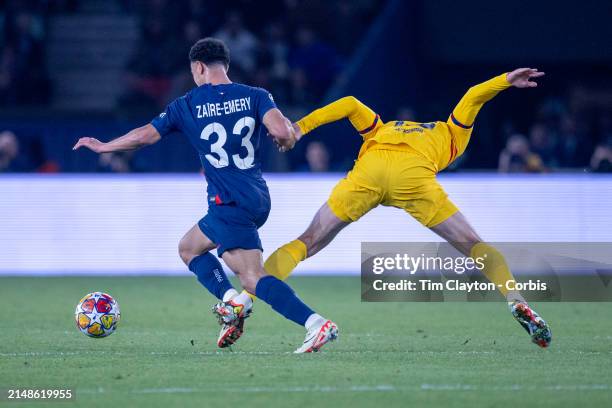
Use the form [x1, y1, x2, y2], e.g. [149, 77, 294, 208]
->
[189, 37, 230, 85]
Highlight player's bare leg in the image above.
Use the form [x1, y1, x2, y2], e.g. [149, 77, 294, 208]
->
[178, 224, 218, 266]
[299, 203, 350, 258]
[264, 203, 349, 281]
[430, 211, 552, 347]
[220, 248, 338, 352]
[221, 248, 267, 294]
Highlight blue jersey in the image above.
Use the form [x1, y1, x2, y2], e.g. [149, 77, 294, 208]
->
[151, 83, 276, 214]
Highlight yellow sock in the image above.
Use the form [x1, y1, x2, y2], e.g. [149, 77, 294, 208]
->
[241, 240, 307, 301]
[264, 240, 307, 281]
[470, 242, 516, 298]
[243, 290, 257, 301]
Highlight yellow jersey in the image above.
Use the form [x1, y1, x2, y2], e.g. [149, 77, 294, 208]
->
[296, 73, 511, 172]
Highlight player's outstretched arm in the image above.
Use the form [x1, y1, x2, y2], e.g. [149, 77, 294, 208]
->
[72, 124, 161, 154]
[296, 96, 379, 139]
[450, 68, 545, 129]
[263, 108, 297, 152]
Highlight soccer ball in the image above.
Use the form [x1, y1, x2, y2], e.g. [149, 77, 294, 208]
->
[75, 292, 120, 338]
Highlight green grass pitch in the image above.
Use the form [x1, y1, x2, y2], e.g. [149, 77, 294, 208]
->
[1, 276, 610, 407]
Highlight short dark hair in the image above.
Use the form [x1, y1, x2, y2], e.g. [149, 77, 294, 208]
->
[189, 37, 230, 69]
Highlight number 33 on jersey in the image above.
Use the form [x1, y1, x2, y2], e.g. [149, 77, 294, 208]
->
[201, 116, 256, 169]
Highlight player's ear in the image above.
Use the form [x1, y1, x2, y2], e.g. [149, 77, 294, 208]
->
[191, 61, 203, 75]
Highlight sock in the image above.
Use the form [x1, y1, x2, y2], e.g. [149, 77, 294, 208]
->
[470, 243, 518, 299]
[304, 313, 325, 331]
[242, 290, 256, 301]
[188, 253, 235, 301]
[255, 275, 314, 326]
[242, 240, 308, 302]
[230, 291, 253, 310]
[264, 240, 307, 281]
[222, 289, 239, 302]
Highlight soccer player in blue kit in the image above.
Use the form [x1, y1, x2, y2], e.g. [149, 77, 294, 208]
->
[73, 38, 338, 353]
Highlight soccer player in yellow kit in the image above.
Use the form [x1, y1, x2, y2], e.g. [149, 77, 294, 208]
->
[265, 68, 552, 348]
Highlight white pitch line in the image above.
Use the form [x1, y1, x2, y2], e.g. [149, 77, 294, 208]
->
[73, 384, 612, 395]
[2, 349, 611, 358]
[133, 385, 398, 394]
[0, 350, 278, 357]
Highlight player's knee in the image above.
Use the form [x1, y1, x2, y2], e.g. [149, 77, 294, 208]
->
[178, 238, 195, 266]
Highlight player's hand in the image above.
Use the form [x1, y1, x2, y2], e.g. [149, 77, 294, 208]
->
[506, 68, 545, 88]
[292, 122, 303, 141]
[272, 120, 301, 152]
[275, 134, 296, 152]
[275, 122, 303, 152]
[72, 137, 107, 153]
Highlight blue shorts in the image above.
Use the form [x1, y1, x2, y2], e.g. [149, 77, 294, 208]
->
[198, 203, 270, 258]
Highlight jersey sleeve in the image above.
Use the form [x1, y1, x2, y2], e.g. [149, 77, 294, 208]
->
[296, 96, 380, 138]
[449, 73, 511, 129]
[255, 88, 277, 122]
[150, 99, 182, 137]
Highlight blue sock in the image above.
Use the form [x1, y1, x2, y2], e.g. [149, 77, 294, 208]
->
[255, 275, 314, 326]
[188, 253, 234, 300]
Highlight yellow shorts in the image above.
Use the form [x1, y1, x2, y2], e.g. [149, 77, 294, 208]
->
[327, 147, 458, 227]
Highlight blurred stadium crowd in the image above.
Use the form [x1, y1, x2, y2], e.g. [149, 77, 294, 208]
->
[0, 0, 611, 173]
[496, 106, 612, 173]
